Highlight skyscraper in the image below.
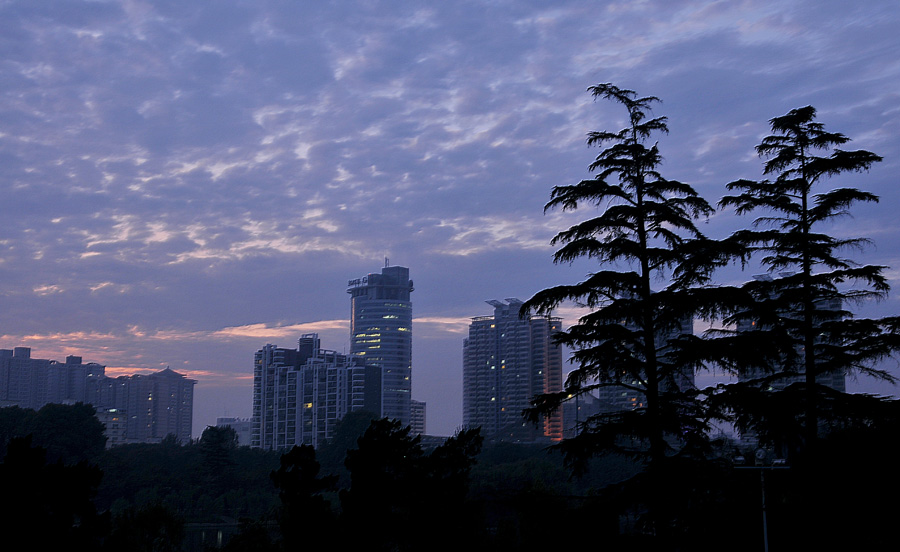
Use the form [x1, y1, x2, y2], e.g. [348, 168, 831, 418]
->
[348, 265, 414, 426]
[462, 298, 563, 442]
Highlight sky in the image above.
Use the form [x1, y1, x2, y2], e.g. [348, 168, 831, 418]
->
[2, 0, 899, 437]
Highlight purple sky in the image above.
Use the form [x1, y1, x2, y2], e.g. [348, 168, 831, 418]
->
[2, 0, 899, 437]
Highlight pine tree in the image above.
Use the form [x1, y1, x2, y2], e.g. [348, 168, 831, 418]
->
[717, 106, 900, 454]
[521, 83, 727, 472]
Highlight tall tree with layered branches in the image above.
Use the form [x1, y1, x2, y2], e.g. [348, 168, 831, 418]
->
[717, 106, 900, 454]
[522, 84, 727, 472]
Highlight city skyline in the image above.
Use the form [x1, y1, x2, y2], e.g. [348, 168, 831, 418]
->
[2, 1, 899, 436]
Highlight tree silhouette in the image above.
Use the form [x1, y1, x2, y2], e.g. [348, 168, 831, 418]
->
[339, 418, 423, 550]
[338, 419, 483, 551]
[270, 444, 337, 549]
[522, 84, 728, 461]
[521, 84, 734, 539]
[0, 435, 106, 549]
[104, 504, 184, 552]
[716, 106, 900, 454]
[0, 403, 106, 464]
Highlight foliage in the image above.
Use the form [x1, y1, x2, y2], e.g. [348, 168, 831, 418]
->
[0, 435, 107, 549]
[339, 418, 484, 551]
[715, 105, 900, 452]
[198, 424, 239, 496]
[0, 402, 106, 464]
[104, 504, 184, 552]
[270, 444, 337, 548]
[0, 405, 33, 459]
[522, 84, 729, 470]
[96, 439, 282, 521]
[339, 418, 425, 551]
[314, 408, 378, 486]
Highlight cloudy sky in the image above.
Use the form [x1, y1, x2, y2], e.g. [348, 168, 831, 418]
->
[2, 0, 899, 437]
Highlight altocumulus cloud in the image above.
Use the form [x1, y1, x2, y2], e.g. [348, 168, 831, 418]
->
[1, 0, 899, 435]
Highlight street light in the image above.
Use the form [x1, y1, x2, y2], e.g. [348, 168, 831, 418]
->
[735, 448, 789, 552]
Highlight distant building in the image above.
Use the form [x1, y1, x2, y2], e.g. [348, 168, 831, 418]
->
[594, 313, 695, 413]
[252, 342, 305, 450]
[252, 334, 381, 450]
[348, 264, 414, 426]
[410, 399, 426, 435]
[561, 392, 603, 439]
[737, 275, 846, 392]
[462, 299, 563, 442]
[0, 347, 104, 409]
[216, 417, 253, 447]
[298, 347, 381, 448]
[96, 407, 127, 448]
[0, 347, 195, 444]
[116, 367, 196, 444]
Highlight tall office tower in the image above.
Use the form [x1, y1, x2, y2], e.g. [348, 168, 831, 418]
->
[462, 298, 563, 442]
[252, 334, 381, 450]
[348, 265, 414, 426]
[594, 313, 695, 413]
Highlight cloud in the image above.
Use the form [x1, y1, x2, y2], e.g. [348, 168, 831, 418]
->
[1, 0, 898, 436]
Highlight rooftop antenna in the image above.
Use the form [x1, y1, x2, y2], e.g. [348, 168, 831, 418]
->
[385, 257, 389, 267]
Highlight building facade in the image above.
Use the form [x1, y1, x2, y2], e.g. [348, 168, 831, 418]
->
[1, 347, 195, 444]
[1, 347, 105, 409]
[216, 417, 253, 447]
[252, 334, 381, 450]
[117, 368, 196, 444]
[348, 265, 414, 426]
[462, 299, 563, 442]
[410, 399, 426, 435]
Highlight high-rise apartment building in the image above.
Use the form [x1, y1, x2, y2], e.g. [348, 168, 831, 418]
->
[0, 347, 104, 409]
[463, 298, 563, 442]
[594, 313, 695, 412]
[348, 265, 414, 426]
[736, 275, 846, 392]
[116, 367, 196, 443]
[252, 334, 381, 450]
[0, 347, 195, 444]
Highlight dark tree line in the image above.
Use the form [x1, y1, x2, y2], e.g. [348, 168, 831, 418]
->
[268, 419, 484, 552]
